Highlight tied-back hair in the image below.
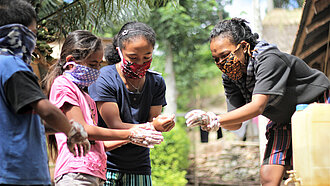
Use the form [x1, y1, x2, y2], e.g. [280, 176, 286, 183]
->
[42, 30, 102, 160]
[209, 18, 259, 49]
[42, 30, 102, 97]
[104, 21, 156, 65]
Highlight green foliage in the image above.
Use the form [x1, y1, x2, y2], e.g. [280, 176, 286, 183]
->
[30, 0, 175, 63]
[149, 0, 222, 53]
[150, 3, 196, 53]
[175, 43, 223, 110]
[33, 20, 58, 62]
[33, 0, 175, 36]
[150, 51, 166, 73]
[150, 117, 190, 186]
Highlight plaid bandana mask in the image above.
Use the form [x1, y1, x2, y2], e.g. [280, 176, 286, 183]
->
[0, 24, 36, 64]
[118, 47, 152, 79]
[63, 61, 100, 88]
[215, 42, 250, 81]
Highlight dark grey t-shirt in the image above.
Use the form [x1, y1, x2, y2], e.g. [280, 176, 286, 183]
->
[224, 43, 330, 123]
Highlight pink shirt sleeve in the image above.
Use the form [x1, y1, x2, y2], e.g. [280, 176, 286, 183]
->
[49, 75, 80, 109]
[49, 75, 97, 126]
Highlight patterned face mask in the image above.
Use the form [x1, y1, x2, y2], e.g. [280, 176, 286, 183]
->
[214, 42, 250, 81]
[63, 61, 100, 88]
[0, 24, 36, 64]
[118, 47, 152, 79]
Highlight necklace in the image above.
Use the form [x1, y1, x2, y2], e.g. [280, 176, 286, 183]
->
[126, 79, 141, 93]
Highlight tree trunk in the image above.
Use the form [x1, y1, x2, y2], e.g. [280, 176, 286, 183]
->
[267, 0, 274, 12]
[252, 0, 263, 39]
[163, 40, 177, 116]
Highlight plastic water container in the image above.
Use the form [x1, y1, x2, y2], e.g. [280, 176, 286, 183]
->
[291, 103, 330, 186]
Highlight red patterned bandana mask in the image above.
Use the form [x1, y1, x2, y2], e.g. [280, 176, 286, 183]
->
[118, 47, 152, 79]
[214, 42, 251, 81]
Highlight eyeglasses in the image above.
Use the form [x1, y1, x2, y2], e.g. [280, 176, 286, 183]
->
[213, 43, 242, 64]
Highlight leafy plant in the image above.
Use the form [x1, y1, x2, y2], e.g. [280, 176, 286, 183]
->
[33, 20, 58, 64]
[150, 117, 190, 186]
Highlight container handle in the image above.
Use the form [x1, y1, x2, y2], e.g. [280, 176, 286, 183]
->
[284, 170, 302, 185]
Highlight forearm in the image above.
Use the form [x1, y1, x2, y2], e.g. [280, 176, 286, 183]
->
[220, 94, 268, 130]
[32, 99, 71, 136]
[221, 105, 259, 125]
[42, 109, 72, 135]
[219, 105, 258, 130]
[84, 125, 131, 141]
[44, 124, 58, 134]
[109, 122, 138, 129]
[64, 105, 136, 140]
[147, 105, 176, 132]
[104, 140, 129, 151]
[97, 102, 141, 129]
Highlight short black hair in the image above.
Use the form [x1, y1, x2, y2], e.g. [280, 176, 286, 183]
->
[104, 44, 117, 65]
[0, 0, 37, 27]
[210, 18, 259, 49]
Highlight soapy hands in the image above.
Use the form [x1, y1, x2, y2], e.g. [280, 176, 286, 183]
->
[66, 120, 91, 157]
[129, 114, 175, 148]
[185, 109, 221, 132]
[128, 127, 164, 148]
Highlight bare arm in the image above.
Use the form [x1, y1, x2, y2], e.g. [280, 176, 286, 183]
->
[30, 99, 72, 136]
[62, 103, 131, 141]
[97, 102, 174, 131]
[97, 101, 136, 129]
[103, 141, 129, 151]
[148, 105, 162, 121]
[219, 94, 269, 130]
[44, 126, 58, 134]
[64, 102, 164, 150]
[149, 105, 175, 132]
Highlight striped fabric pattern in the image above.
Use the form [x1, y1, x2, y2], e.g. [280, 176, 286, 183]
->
[104, 171, 152, 186]
[263, 121, 292, 165]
